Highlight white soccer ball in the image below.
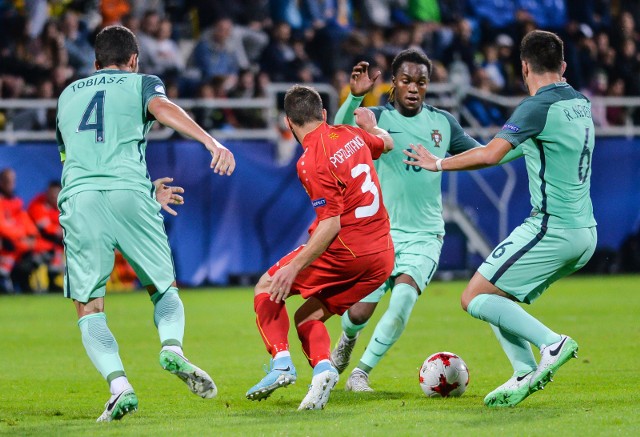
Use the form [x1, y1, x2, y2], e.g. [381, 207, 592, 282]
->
[419, 351, 470, 397]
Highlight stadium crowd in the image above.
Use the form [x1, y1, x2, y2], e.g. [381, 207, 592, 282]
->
[0, 0, 637, 132]
[0, 0, 638, 293]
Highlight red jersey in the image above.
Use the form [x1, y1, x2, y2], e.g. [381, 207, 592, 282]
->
[299, 122, 391, 258]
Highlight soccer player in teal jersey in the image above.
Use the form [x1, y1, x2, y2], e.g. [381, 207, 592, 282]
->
[405, 30, 596, 407]
[329, 49, 521, 391]
[56, 26, 235, 422]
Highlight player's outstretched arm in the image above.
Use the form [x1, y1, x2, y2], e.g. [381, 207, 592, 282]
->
[334, 61, 381, 125]
[403, 138, 513, 172]
[267, 216, 341, 304]
[148, 97, 235, 176]
[354, 107, 393, 153]
[153, 177, 184, 216]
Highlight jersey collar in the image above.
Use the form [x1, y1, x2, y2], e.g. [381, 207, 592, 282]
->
[536, 81, 570, 95]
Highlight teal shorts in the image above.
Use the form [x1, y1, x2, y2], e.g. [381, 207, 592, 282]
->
[478, 220, 597, 304]
[59, 190, 176, 303]
[360, 237, 442, 304]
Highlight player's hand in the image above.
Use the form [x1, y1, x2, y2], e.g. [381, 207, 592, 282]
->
[403, 144, 439, 172]
[350, 61, 380, 97]
[209, 141, 236, 176]
[354, 107, 377, 131]
[267, 264, 298, 304]
[154, 177, 184, 216]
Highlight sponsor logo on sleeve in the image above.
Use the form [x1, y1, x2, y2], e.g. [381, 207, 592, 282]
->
[312, 198, 326, 208]
[502, 123, 520, 132]
[155, 85, 166, 94]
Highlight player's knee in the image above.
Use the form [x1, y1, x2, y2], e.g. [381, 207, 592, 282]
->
[460, 292, 471, 312]
[346, 304, 373, 325]
[254, 274, 270, 296]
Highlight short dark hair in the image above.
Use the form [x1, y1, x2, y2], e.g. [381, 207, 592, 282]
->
[283, 85, 323, 126]
[95, 25, 139, 69]
[520, 30, 564, 74]
[391, 48, 433, 79]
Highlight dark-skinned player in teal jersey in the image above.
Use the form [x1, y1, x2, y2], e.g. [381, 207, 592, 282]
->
[56, 25, 235, 422]
[405, 30, 596, 407]
[331, 48, 522, 392]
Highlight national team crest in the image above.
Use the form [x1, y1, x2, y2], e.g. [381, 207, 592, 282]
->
[431, 130, 442, 147]
[329, 133, 339, 139]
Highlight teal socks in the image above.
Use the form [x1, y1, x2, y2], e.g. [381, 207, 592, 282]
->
[151, 287, 185, 347]
[78, 313, 125, 384]
[360, 283, 419, 371]
[490, 324, 537, 374]
[467, 294, 562, 349]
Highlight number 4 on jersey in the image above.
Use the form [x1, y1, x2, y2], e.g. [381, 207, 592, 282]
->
[78, 90, 105, 143]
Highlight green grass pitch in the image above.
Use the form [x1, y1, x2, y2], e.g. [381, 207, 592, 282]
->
[1, 275, 639, 436]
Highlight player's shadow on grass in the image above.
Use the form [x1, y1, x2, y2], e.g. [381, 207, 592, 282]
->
[330, 390, 409, 402]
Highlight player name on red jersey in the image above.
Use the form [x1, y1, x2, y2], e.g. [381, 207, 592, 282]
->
[328, 135, 367, 168]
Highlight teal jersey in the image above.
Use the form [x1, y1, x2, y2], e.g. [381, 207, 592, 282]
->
[335, 95, 481, 241]
[496, 82, 597, 229]
[56, 70, 167, 203]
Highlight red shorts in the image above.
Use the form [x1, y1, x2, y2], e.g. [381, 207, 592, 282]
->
[268, 245, 395, 315]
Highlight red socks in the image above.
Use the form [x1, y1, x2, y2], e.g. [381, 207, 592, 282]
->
[254, 293, 289, 355]
[297, 320, 331, 367]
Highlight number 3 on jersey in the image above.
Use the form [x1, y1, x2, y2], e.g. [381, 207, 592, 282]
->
[77, 90, 105, 143]
[351, 163, 380, 218]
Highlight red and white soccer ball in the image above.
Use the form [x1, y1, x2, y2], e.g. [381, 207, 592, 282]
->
[419, 352, 470, 398]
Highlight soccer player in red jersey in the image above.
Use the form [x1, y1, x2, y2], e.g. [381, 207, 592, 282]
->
[246, 85, 394, 410]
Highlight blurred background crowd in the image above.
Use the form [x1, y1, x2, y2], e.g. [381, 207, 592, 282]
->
[0, 0, 638, 131]
[2, 0, 640, 293]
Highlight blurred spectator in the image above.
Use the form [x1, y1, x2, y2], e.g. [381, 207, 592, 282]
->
[605, 77, 627, 125]
[480, 42, 506, 92]
[13, 79, 56, 131]
[101, 0, 131, 27]
[614, 38, 640, 96]
[441, 18, 477, 75]
[229, 69, 269, 128]
[191, 17, 239, 80]
[585, 70, 609, 127]
[566, 0, 611, 34]
[137, 9, 161, 73]
[260, 21, 296, 81]
[61, 11, 95, 77]
[25, 0, 49, 39]
[192, 78, 237, 131]
[268, 0, 323, 31]
[466, 0, 516, 38]
[495, 33, 518, 94]
[516, 0, 567, 31]
[143, 17, 185, 77]
[464, 67, 504, 127]
[191, 16, 267, 81]
[0, 168, 46, 293]
[27, 180, 64, 291]
[564, 22, 598, 91]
